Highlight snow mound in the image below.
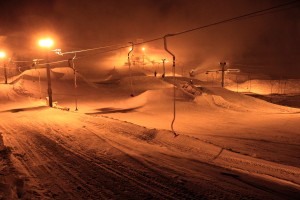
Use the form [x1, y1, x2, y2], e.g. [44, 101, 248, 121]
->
[178, 82, 202, 98]
[103, 68, 124, 82]
[120, 76, 173, 93]
[211, 95, 247, 111]
[134, 89, 171, 105]
[10, 67, 94, 86]
[0, 84, 20, 102]
[2, 67, 100, 104]
[194, 87, 294, 112]
[104, 68, 146, 80]
[103, 74, 121, 83]
[123, 87, 193, 109]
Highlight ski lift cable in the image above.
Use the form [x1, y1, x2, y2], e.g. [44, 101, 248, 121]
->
[4, 0, 298, 84]
[8, 1, 299, 66]
[72, 0, 299, 60]
[236, 2, 300, 21]
[76, 43, 139, 60]
[59, 43, 127, 55]
[36, 59, 70, 66]
[9, 43, 126, 64]
[11, 60, 37, 63]
[9, 43, 127, 64]
[166, 0, 300, 38]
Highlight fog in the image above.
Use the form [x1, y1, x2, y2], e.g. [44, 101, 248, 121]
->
[1, 0, 299, 78]
[1, 1, 300, 198]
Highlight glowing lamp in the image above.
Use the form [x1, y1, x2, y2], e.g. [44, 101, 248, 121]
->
[0, 51, 6, 58]
[39, 38, 54, 48]
[142, 47, 145, 51]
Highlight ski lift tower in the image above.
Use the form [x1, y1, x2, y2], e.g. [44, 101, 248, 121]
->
[220, 62, 226, 87]
[206, 62, 240, 88]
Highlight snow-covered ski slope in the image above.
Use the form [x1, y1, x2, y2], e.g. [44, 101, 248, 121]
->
[0, 67, 299, 199]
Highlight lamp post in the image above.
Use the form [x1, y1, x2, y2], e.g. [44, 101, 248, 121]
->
[128, 42, 134, 97]
[0, 51, 7, 84]
[162, 58, 166, 78]
[39, 38, 54, 107]
[220, 62, 226, 88]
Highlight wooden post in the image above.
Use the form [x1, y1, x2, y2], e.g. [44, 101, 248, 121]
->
[46, 53, 53, 107]
[3, 63, 7, 84]
[220, 62, 226, 88]
[162, 59, 166, 78]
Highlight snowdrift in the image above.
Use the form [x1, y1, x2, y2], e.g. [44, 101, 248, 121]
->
[2, 66, 298, 114]
[97, 68, 147, 84]
[166, 78, 296, 113]
[6, 68, 98, 102]
[119, 76, 172, 92]
[11, 67, 95, 86]
[125, 88, 193, 108]
[0, 84, 23, 103]
[109, 76, 297, 115]
[194, 87, 295, 112]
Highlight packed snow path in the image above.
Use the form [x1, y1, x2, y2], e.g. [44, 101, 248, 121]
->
[0, 107, 299, 199]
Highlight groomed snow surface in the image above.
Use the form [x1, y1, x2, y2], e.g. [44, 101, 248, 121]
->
[0, 67, 300, 199]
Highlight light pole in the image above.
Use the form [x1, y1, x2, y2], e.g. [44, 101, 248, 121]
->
[128, 42, 134, 97]
[0, 51, 7, 84]
[39, 38, 54, 107]
[220, 62, 226, 88]
[162, 58, 166, 78]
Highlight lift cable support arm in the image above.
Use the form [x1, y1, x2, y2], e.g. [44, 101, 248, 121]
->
[128, 42, 135, 97]
[164, 34, 179, 137]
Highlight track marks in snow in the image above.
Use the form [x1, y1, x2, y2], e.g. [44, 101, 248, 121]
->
[84, 118, 300, 199]
[86, 116, 300, 195]
[1, 118, 203, 199]
[1, 111, 300, 199]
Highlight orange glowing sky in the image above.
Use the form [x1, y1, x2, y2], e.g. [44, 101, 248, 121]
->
[0, 0, 299, 78]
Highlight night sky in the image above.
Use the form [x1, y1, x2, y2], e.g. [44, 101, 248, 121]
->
[0, 0, 300, 78]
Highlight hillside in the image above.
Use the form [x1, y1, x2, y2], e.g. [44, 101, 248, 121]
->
[0, 68, 299, 199]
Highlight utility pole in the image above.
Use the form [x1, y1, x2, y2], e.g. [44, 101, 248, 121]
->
[3, 63, 7, 84]
[220, 62, 226, 88]
[162, 58, 166, 78]
[39, 38, 54, 107]
[46, 52, 53, 107]
[128, 42, 134, 97]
